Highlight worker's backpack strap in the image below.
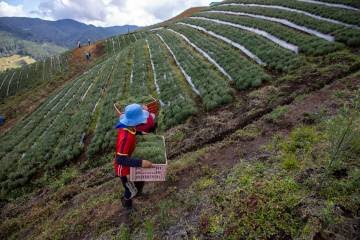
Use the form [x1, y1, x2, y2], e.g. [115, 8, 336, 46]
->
[124, 128, 136, 135]
[117, 153, 129, 156]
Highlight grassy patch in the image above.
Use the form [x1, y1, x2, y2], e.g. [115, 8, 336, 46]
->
[264, 105, 289, 123]
[230, 123, 262, 141]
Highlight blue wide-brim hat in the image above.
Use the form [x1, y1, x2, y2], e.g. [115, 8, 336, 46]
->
[116, 103, 149, 128]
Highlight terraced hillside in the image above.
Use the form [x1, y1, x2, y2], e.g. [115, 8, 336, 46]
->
[1, 1, 360, 239]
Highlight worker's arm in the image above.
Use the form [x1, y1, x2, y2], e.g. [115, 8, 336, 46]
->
[116, 156, 153, 168]
[136, 131, 148, 135]
[116, 155, 141, 167]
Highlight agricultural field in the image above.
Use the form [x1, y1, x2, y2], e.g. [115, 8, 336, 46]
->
[0, 55, 36, 72]
[210, 1, 360, 47]
[1, 0, 360, 239]
[0, 53, 70, 99]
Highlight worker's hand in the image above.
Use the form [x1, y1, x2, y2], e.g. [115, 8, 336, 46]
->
[141, 131, 148, 135]
[142, 160, 153, 168]
[142, 105, 149, 111]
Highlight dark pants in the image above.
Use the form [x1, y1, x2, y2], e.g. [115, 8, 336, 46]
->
[120, 176, 144, 200]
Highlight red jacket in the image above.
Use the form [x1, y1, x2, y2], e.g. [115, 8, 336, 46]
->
[114, 127, 141, 177]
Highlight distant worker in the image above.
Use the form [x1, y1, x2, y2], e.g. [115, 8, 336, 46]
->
[114, 104, 153, 209]
[88, 38, 91, 46]
[85, 52, 92, 61]
[77, 40, 81, 48]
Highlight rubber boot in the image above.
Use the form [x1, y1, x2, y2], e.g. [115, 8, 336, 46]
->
[121, 197, 133, 210]
[135, 182, 145, 197]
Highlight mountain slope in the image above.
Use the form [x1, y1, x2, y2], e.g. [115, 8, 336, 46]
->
[0, 17, 140, 48]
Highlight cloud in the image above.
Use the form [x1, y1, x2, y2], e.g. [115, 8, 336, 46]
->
[38, 0, 108, 22]
[0, 1, 29, 17]
[0, 0, 215, 26]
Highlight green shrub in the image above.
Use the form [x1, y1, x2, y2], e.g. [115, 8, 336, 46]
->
[281, 152, 299, 170]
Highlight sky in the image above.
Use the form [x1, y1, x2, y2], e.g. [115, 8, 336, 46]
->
[0, 0, 215, 27]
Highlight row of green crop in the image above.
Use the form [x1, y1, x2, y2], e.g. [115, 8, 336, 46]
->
[317, 0, 360, 9]
[196, 12, 343, 56]
[0, 57, 113, 198]
[146, 34, 197, 129]
[46, 55, 118, 170]
[0, 63, 101, 178]
[211, 4, 360, 47]
[156, 30, 233, 110]
[104, 32, 146, 55]
[168, 24, 271, 89]
[87, 47, 133, 161]
[130, 39, 152, 97]
[222, 0, 360, 26]
[0, 53, 70, 99]
[0, 68, 94, 161]
[182, 18, 302, 72]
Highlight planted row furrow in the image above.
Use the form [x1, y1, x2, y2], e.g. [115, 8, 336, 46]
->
[156, 30, 233, 110]
[208, 7, 334, 41]
[315, 0, 360, 9]
[0, 52, 71, 99]
[45, 57, 118, 169]
[169, 24, 271, 90]
[130, 39, 152, 97]
[212, 4, 360, 46]
[191, 16, 299, 53]
[0, 57, 116, 195]
[146, 35, 197, 129]
[146, 40, 161, 97]
[297, 0, 360, 12]
[0, 63, 103, 157]
[220, 3, 360, 29]
[87, 47, 133, 160]
[178, 22, 263, 66]
[196, 11, 342, 55]
[105, 32, 147, 55]
[221, 0, 360, 26]
[1, 67, 99, 163]
[167, 29, 233, 81]
[0, 75, 86, 159]
[0, 73, 9, 91]
[182, 18, 302, 72]
[156, 34, 201, 96]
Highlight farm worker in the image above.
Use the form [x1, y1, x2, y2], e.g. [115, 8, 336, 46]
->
[85, 52, 90, 61]
[77, 40, 81, 48]
[88, 38, 91, 46]
[114, 103, 153, 209]
[114, 104, 156, 134]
